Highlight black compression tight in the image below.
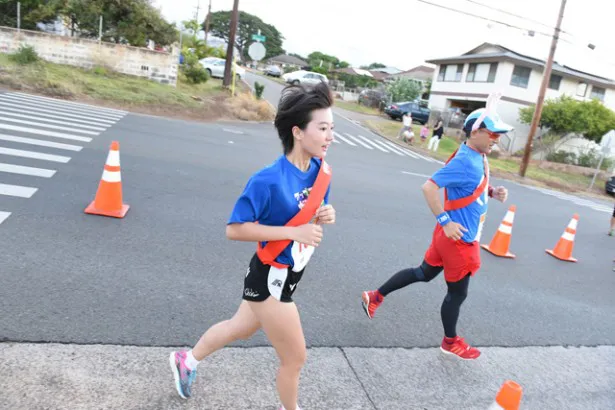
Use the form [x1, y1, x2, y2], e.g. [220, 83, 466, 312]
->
[377, 260, 471, 338]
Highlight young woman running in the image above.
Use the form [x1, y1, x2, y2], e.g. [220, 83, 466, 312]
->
[169, 81, 336, 410]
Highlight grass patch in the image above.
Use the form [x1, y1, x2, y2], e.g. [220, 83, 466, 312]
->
[364, 118, 609, 196]
[0, 52, 269, 121]
[334, 100, 381, 116]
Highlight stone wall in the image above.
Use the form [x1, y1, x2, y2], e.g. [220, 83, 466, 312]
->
[0, 26, 178, 86]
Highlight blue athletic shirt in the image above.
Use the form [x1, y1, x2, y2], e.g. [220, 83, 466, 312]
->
[430, 143, 489, 243]
[228, 154, 331, 269]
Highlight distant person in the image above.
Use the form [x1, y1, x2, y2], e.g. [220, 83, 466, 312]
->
[398, 112, 413, 139]
[420, 124, 430, 142]
[608, 204, 615, 236]
[428, 118, 444, 151]
[169, 82, 336, 410]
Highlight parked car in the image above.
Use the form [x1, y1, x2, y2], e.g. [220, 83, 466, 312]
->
[198, 57, 245, 80]
[264, 65, 282, 77]
[282, 70, 328, 85]
[384, 101, 430, 124]
[605, 175, 615, 196]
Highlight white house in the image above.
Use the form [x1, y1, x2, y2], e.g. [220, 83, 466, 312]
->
[425, 43, 615, 154]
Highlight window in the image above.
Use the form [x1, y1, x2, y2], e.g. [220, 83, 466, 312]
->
[466, 63, 498, 82]
[437, 64, 463, 82]
[510, 65, 531, 88]
[590, 86, 605, 101]
[548, 74, 562, 90]
[576, 82, 588, 97]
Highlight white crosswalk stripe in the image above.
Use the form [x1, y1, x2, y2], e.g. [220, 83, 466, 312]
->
[0, 92, 126, 226]
[356, 135, 389, 152]
[333, 132, 357, 146]
[371, 138, 403, 156]
[345, 133, 373, 150]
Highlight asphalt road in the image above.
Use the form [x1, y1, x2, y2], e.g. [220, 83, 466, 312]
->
[1, 83, 614, 352]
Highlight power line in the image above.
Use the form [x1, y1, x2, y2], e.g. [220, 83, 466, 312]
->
[461, 0, 571, 36]
[416, 0, 554, 38]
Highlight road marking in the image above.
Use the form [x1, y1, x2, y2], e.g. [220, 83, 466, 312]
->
[0, 134, 83, 151]
[333, 131, 356, 146]
[12, 92, 127, 115]
[0, 124, 92, 142]
[0, 147, 71, 163]
[223, 128, 244, 135]
[0, 162, 56, 177]
[345, 133, 373, 149]
[0, 117, 100, 135]
[356, 135, 389, 152]
[402, 171, 431, 178]
[0, 102, 116, 125]
[372, 139, 403, 156]
[382, 140, 416, 157]
[0, 111, 107, 131]
[0, 211, 10, 224]
[332, 139, 340, 144]
[0, 95, 123, 121]
[0, 183, 37, 198]
[402, 148, 436, 162]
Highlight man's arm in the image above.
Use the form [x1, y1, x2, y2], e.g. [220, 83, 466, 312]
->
[421, 179, 467, 240]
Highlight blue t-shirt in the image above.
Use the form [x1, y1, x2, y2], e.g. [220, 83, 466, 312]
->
[430, 143, 489, 243]
[228, 155, 331, 268]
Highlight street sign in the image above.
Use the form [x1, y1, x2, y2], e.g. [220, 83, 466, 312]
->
[248, 42, 266, 61]
[251, 34, 266, 42]
[600, 129, 615, 151]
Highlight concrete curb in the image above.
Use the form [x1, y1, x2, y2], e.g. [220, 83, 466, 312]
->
[1, 342, 614, 409]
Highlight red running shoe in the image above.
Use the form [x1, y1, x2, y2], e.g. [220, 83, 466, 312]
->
[440, 336, 481, 360]
[361, 290, 383, 319]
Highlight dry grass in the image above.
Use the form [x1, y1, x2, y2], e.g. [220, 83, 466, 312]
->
[225, 92, 276, 122]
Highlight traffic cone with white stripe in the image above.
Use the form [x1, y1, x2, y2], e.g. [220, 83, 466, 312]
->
[481, 205, 516, 258]
[546, 213, 578, 262]
[488, 380, 522, 410]
[84, 141, 130, 218]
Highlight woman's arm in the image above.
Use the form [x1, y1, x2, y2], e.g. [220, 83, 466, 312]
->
[226, 222, 296, 242]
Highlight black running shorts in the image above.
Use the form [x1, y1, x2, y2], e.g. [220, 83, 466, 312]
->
[242, 253, 305, 303]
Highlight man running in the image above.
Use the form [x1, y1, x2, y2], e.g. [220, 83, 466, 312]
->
[361, 99, 512, 360]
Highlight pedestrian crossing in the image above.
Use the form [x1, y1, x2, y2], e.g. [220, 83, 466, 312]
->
[0, 92, 127, 225]
[333, 131, 441, 163]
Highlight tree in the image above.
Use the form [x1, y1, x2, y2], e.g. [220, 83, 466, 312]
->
[206, 11, 284, 61]
[385, 78, 422, 103]
[519, 95, 615, 142]
[5, 0, 178, 47]
[361, 62, 386, 70]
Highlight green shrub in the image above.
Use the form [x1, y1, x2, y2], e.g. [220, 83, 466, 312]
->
[10, 45, 39, 65]
[254, 81, 264, 100]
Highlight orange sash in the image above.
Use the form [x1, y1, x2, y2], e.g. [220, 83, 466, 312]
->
[256, 159, 332, 266]
[443, 147, 489, 211]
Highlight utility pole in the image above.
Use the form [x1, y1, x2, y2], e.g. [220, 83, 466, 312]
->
[204, 0, 212, 46]
[223, 0, 239, 87]
[194, 0, 201, 22]
[519, 0, 567, 177]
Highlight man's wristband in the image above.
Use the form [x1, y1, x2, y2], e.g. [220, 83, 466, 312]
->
[436, 212, 451, 226]
[488, 186, 494, 197]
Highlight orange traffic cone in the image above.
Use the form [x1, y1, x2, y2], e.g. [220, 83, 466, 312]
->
[546, 214, 578, 262]
[488, 380, 523, 410]
[481, 205, 516, 258]
[84, 141, 130, 218]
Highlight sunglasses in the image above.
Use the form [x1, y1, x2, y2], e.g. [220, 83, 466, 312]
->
[483, 129, 503, 141]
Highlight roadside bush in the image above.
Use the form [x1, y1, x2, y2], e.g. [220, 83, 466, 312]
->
[254, 81, 265, 100]
[546, 150, 577, 165]
[181, 51, 209, 84]
[10, 45, 39, 65]
[578, 150, 613, 170]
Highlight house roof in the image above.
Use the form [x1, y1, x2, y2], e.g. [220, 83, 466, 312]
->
[334, 67, 374, 77]
[399, 65, 435, 75]
[426, 43, 615, 89]
[267, 54, 308, 67]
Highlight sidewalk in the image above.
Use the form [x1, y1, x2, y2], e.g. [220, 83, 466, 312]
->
[1, 342, 613, 409]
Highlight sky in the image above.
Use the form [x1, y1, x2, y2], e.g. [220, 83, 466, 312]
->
[153, 0, 615, 79]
